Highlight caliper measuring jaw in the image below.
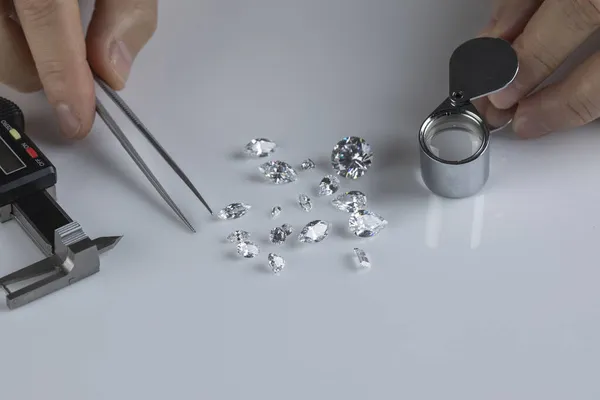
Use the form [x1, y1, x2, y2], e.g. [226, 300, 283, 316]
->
[0, 188, 122, 309]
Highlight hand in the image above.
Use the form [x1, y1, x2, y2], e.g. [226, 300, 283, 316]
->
[0, 0, 157, 139]
[480, 0, 600, 138]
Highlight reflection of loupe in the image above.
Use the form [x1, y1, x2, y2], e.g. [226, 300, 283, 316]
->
[419, 37, 519, 199]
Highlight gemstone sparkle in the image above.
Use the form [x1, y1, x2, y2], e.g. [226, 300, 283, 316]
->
[237, 241, 260, 258]
[227, 230, 251, 243]
[217, 203, 251, 220]
[244, 138, 276, 157]
[259, 161, 298, 184]
[349, 210, 388, 237]
[298, 220, 331, 243]
[268, 253, 285, 274]
[271, 206, 282, 218]
[300, 159, 316, 171]
[318, 175, 340, 196]
[269, 227, 288, 245]
[298, 194, 313, 212]
[331, 191, 367, 213]
[331, 136, 373, 179]
[281, 224, 293, 235]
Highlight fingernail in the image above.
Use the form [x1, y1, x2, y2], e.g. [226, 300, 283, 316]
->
[109, 40, 133, 85]
[513, 114, 550, 138]
[55, 103, 81, 138]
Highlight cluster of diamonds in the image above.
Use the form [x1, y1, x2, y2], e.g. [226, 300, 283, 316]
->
[218, 136, 385, 273]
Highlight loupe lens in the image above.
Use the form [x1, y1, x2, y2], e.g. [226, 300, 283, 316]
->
[422, 112, 484, 163]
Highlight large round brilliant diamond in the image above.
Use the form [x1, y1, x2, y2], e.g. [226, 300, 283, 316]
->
[331, 136, 373, 179]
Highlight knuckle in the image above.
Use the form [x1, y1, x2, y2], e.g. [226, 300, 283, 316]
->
[14, 0, 58, 23]
[569, 0, 600, 27]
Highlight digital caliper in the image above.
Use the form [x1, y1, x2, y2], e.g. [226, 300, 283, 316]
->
[0, 96, 121, 310]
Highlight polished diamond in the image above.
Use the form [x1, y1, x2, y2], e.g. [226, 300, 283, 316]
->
[354, 248, 371, 268]
[300, 158, 316, 171]
[298, 194, 313, 212]
[331, 136, 373, 179]
[269, 227, 287, 245]
[227, 230, 250, 243]
[244, 138, 276, 157]
[298, 220, 331, 243]
[281, 224, 293, 235]
[349, 210, 388, 237]
[331, 191, 367, 213]
[268, 253, 285, 274]
[318, 175, 340, 196]
[271, 206, 282, 218]
[218, 203, 251, 220]
[259, 161, 297, 184]
[236, 241, 260, 258]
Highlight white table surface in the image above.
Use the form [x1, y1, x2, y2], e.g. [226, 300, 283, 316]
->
[1, 1, 599, 398]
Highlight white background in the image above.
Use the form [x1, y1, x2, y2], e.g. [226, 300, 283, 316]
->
[1, 1, 599, 399]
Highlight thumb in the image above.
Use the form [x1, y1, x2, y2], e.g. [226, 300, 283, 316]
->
[86, 0, 158, 90]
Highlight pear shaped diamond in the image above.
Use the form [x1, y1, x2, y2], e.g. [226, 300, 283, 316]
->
[244, 138, 276, 157]
[259, 161, 297, 184]
[218, 203, 251, 220]
[298, 220, 331, 243]
[331, 191, 367, 213]
[268, 253, 285, 274]
[318, 175, 340, 196]
[349, 210, 387, 237]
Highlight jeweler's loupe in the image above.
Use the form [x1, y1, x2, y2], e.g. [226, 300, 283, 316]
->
[419, 37, 518, 199]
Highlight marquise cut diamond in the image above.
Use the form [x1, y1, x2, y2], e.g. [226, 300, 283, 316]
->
[298, 220, 331, 243]
[244, 138, 276, 157]
[259, 161, 297, 184]
[331, 191, 367, 213]
[218, 203, 251, 220]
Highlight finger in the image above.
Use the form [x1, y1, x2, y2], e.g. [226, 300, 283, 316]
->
[479, 0, 544, 41]
[0, 3, 41, 92]
[13, 0, 95, 139]
[86, 0, 158, 90]
[489, 0, 600, 110]
[472, 97, 516, 130]
[512, 51, 600, 138]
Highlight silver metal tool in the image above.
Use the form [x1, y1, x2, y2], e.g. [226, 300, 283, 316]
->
[0, 97, 121, 309]
[94, 75, 213, 232]
[418, 37, 519, 198]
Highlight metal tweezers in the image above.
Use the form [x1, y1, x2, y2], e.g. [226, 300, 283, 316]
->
[93, 75, 212, 232]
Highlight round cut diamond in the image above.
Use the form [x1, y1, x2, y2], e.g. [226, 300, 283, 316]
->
[349, 210, 387, 237]
[227, 230, 251, 243]
[218, 203, 251, 220]
[244, 138, 276, 157]
[268, 253, 285, 274]
[259, 161, 298, 184]
[331, 191, 367, 213]
[298, 220, 331, 243]
[318, 175, 340, 196]
[269, 227, 287, 245]
[236, 241, 260, 258]
[331, 136, 373, 179]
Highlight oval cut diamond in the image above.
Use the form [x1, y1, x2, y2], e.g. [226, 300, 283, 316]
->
[331, 136, 373, 179]
[259, 161, 298, 184]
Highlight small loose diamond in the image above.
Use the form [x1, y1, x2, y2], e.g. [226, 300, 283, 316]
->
[268, 253, 285, 274]
[281, 224, 293, 235]
[244, 138, 276, 157]
[349, 210, 388, 237]
[331, 136, 373, 179]
[318, 175, 340, 196]
[298, 220, 331, 243]
[354, 248, 371, 268]
[271, 206, 282, 218]
[269, 227, 288, 245]
[218, 203, 251, 220]
[259, 161, 298, 184]
[300, 158, 316, 170]
[298, 194, 313, 212]
[331, 191, 367, 213]
[236, 241, 260, 258]
[227, 230, 250, 243]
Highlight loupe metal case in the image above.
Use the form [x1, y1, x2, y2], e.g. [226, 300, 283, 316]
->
[419, 37, 519, 198]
